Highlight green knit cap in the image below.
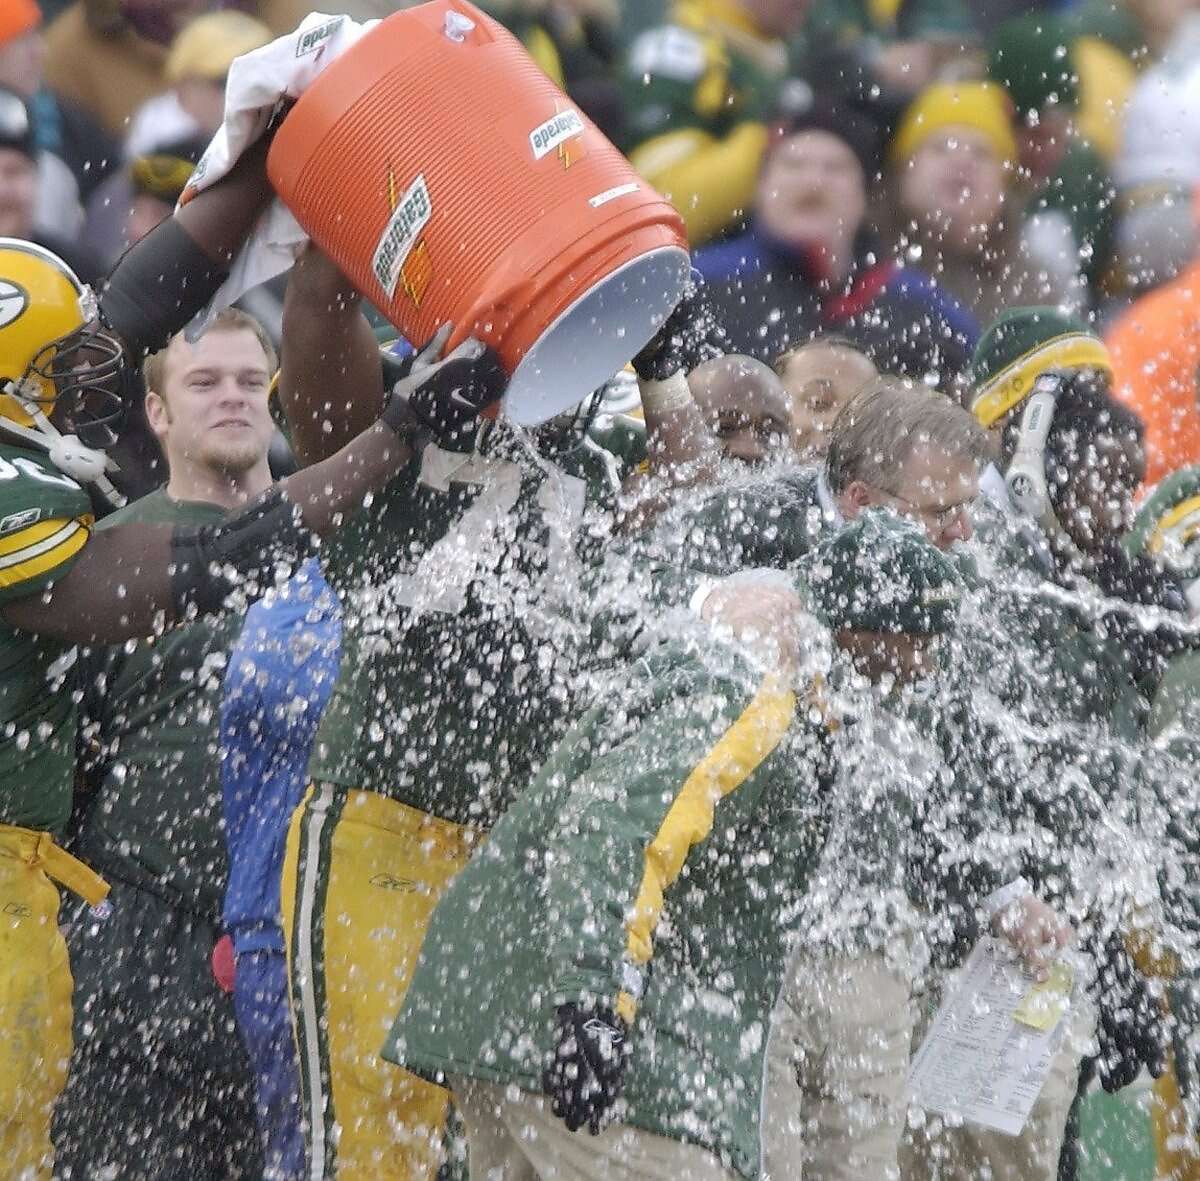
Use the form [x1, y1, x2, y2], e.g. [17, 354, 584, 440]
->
[987, 13, 1079, 119]
[968, 306, 1112, 429]
[803, 509, 963, 637]
[1122, 465, 1200, 579]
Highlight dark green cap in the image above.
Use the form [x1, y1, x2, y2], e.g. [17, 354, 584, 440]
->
[1122, 465, 1200, 578]
[803, 509, 963, 636]
[987, 13, 1079, 119]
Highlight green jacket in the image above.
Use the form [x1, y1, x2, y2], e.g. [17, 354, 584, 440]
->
[619, 0, 785, 244]
[802, 0, 974, 47]
[384, 639, 834, 1180]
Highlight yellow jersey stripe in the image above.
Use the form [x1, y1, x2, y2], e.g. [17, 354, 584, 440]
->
[0, 521, 89, 589]
[0, 515, 86, 558]
[619, 675, 795, 1018]
[0, 519, 86, 571]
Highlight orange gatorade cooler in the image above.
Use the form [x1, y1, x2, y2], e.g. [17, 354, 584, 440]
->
[267, 0, 691, 424]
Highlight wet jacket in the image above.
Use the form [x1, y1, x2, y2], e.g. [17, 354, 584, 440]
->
[385, 639, 835, 1181]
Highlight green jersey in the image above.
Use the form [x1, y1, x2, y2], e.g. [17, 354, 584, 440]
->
[310, 424, 626, 828]
[73, 490, 235, 919]
[0, 442, 93, 833]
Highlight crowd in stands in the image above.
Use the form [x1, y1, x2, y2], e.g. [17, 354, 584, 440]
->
[7, 0, 1200, 479]
[13, 1, 1200, 1180]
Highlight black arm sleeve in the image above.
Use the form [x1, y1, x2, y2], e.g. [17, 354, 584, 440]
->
[100, 218, 230, 358]
[170, 486, 318, 617]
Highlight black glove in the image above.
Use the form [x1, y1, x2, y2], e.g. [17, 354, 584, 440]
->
[1085, 928, 1167, 1093]
[542, 1002, 629, 1134]
[382, 332, 507, 446]
[630, 270, 725, 382]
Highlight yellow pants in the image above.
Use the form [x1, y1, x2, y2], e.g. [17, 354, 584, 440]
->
[0, 824, 107, 1181]
[282, 786, 476, 1181]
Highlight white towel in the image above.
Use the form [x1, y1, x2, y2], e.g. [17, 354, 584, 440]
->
[182, 11, 378, 333]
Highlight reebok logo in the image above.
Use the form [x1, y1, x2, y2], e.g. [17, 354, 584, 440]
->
[0, 507, 39, 536]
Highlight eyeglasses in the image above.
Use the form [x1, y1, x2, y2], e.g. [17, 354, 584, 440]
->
[876, 487, 973, 531]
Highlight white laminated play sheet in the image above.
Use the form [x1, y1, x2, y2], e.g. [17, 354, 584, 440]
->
[907, 937, 1076, 1136]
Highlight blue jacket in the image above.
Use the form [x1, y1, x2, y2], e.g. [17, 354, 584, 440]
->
[220, 560, 341, 954]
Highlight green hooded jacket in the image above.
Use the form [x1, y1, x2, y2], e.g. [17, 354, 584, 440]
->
[384, 638, 834, 1180]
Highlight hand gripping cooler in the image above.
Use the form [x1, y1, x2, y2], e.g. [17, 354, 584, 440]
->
[266, 0, 691, 424]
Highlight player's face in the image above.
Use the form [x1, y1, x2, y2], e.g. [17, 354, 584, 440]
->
[153, 328, 274, 477]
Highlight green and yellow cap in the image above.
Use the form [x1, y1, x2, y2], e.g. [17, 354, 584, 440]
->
[968, 306, 1111, 429]
[1123, 465, 1200, 579]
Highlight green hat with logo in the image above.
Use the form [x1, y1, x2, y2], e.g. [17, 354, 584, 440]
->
[968, 306, 1112, 429]
[1122, 465, 1200, 580]
[987, 13, 1079, 120]
[803, 509, 964, 636]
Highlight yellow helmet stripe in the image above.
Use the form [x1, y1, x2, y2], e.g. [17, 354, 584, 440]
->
[971, 334, 1113, 429]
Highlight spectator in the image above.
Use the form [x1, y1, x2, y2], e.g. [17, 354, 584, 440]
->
[0, 0, 120, 208]
[1074, 0, 1200, 62]
[42, 0, 202, 138]
[695, 99, 976, 388]
[0, 86, 104, 285]
[772, 336, 877, 459]
[481, 0, 627, 141]
[43, 1, 313, 139]
[125, 11, 272, 159]
[987, 13, 1119, 310]
[885, 82, 1079, 327]
[797, 0, 977, 129]
[126, 133, 208, 244]
[620, 0, 807, 247]
[1110, 13, 1200, 300]
[1107, 251, 1200, 488]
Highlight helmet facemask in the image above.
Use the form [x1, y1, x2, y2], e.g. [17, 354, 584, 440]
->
[24, 320, 128, 451]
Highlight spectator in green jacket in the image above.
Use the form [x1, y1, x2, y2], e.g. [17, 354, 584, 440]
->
[620, 0, 808, 247]
[797, 0, 976, 128]
[987, 12, 1118, 309]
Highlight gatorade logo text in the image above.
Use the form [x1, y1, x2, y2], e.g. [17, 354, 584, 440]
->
[529, 109, 585, 160]
[372, 174, 432, 300]
[296, 16, 343, 57]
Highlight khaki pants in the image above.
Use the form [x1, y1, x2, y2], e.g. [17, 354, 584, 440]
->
[763, 951, 917, 1180]
[899, 973, 1095, 1181]
[452, 1078, 737, 1181]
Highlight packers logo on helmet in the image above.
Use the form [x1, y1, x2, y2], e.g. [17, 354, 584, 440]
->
[0, 239, 127, 454]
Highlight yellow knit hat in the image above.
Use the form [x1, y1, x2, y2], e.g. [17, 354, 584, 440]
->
[166, 11, 273, 84]
[890, 82, 1018, 171]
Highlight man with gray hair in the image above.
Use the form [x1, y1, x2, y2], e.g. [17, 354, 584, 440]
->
[660, 377, 990, 588]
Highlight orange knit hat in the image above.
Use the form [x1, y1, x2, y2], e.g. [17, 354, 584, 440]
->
[0, 0, 41, 46]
